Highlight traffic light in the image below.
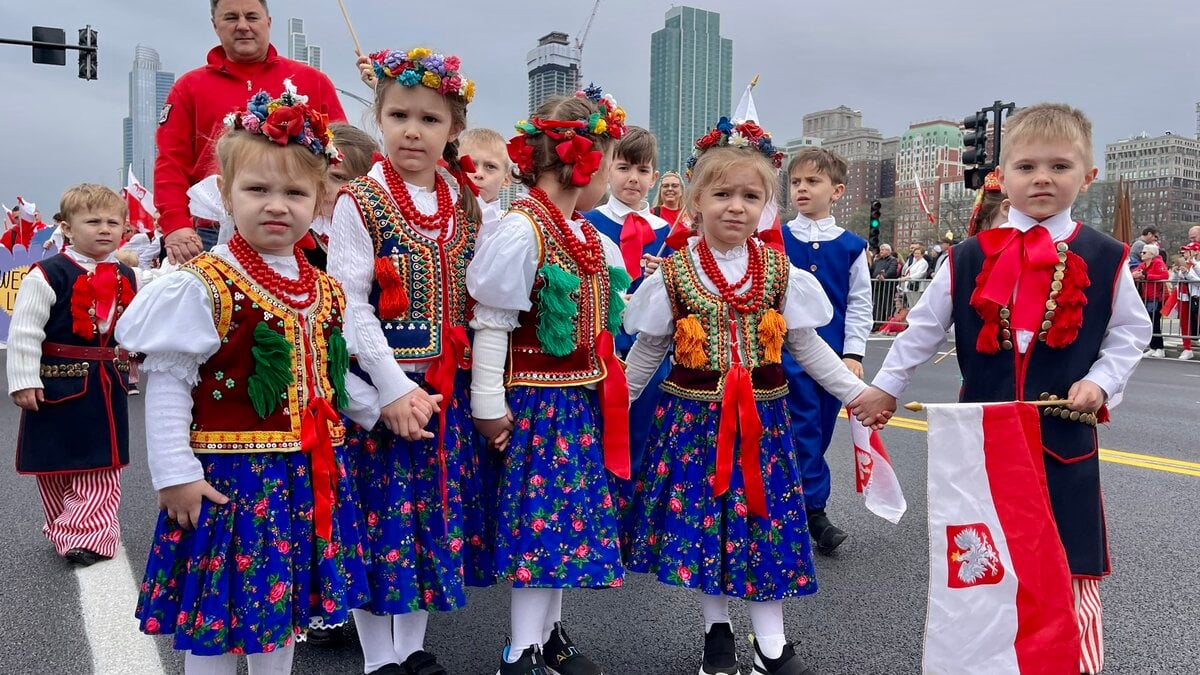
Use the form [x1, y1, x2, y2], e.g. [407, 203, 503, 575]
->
[77, 26, 96, 80]
[962, 111, 988, 167]
[869, 200, 881, 250]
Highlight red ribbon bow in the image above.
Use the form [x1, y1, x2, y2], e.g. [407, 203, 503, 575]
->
[556, 135, 602, 186]
[756, 226, 786, 255]
[714, 363, 767, 519]
[300, 397, 341, 541]
[619, 213, 657, 279]
[425, 325, 473, 521]
[595, 331, 631, 479]
[92, 262, 119, 325]
[978, 226, 1060, 332]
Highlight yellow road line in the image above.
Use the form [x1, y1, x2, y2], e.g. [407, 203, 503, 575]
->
[839, 411, 1198, 477]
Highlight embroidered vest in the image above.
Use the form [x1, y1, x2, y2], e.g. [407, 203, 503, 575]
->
[343, 176, 476, 362]
[660, 245, 791, 401]
[184, 254, 346, 453]
[506, 205, 614, 387]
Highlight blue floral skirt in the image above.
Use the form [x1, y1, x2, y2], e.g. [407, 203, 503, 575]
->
[345, 373, 496, 615]
[625, 394, 818, 601]
[135, 445, 371, 656]
[495, 385, 624, 589]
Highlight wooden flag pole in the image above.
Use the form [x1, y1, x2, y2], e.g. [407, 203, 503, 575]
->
[904, 399, 1074, 412]
[336, 0, 364, 56]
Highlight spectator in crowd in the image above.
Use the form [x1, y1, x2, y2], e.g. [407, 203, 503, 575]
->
[1171, 243, 1200, 360]
[877, 294, 910, 335]
[934, 233, 954, 274]
[1129, 227, 1159, 267]
[1133, 243, 1169, 357]
[871, 243, 901, 328]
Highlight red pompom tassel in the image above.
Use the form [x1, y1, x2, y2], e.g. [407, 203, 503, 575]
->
[374, 257, 409, 320]
[970, 254, 1002, 355]
[70, 275, 96, 339]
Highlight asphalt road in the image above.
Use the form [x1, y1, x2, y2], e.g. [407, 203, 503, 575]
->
[0, 341, 1196, 674]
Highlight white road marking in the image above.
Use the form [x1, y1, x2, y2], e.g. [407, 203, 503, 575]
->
[75, 543, 164, 674]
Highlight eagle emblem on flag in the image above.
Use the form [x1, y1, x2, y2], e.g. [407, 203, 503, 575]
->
[854, 446, 873, 491]
[946, 523, 1005, 588]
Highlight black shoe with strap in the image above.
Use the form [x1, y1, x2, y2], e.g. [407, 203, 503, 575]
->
[498, 643, 550, 675]
[401, 650, 447, 675]
[751, 638, 815, 675]
[366, 665, 406, 675]
[543, 622, 603, 675]
[64, 547, 109, 566]
[806, 509, 847, 556]
[701, 622, 740, 675]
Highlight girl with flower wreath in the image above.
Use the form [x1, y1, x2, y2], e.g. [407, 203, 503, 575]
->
[326, 47, 491, 675]
[466, 90, 631, 675]
[116, 84, 370, 673]
[621, 120, 882, 675]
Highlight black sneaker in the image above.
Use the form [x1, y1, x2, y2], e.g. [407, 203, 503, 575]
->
[305, 625, 343, 648]
[750, 637, 815, 675]
[701, 622, 739, 674]
[64, 547, 109, 566]
[401, 650, 447, 675]
[367, 665, 405, 675]
[543, 622, 603, 675]
[498, 643, 550, 675]
[806, 509, 847, 556]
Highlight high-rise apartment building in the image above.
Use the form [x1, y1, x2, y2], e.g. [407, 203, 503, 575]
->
[526, 32, 582, 116]
[649, 6, 733, 174]
[286, 18, 322, 70]
[893, 121, 963, 246]
[796, 107, 884, 225]
[1105, 132, 1200, 242]
[121, 46, 174, 186]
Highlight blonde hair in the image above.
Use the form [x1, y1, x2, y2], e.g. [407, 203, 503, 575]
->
[459, 128, 510, 168]
[1001, 103, 1094, 168]
[684, 146, 778, 220]
[215, 127, 329, 208]
[515, 96, 615, 189]
[329, 123, 378, 179]
[787, 147, 848, 186]
[59, 183, 126, 223]
[372, 77, 481, 224]
[654, 171, 684, 209]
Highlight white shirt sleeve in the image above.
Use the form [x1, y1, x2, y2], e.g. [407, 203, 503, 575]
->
[783, 267, 834, 330]
[843, 249, 873, 357]
[143, 369, 205, 490]
[785, 327, 868, 403]
[326, 193, 418, 407]
[5, 268, 53, 394]
[623, 270, 673, 337]
[467, 211, 541, 332]
[1084, 266, 1152, 407]
[871, 261, 954, 397]
[624, 333, 672, 400]
[114, 269, 221, 386]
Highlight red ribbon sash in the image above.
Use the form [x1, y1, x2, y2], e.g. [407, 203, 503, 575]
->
[714, 363, 767, 518]
[978, 226, 1059, 332]
[301, 397, 341, 541]
[595, 331, 631, 479]
[424, 324, 472, 520]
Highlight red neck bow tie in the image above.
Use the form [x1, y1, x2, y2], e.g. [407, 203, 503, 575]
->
[977, 225, 1060, 332]
[619, 213, 656, 278]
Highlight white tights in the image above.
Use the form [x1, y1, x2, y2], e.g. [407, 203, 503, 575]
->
[698, 593, 788, 660]
[183, 643, 295, 675]
[508, 587, 565, 662]
[351, 608, 431, 673]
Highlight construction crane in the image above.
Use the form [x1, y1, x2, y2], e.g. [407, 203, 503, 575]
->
[575, 0, 601, 51]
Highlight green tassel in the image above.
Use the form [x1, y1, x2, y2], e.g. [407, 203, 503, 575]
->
[606, 265, 633, 334]
[329, 328, 349, 410]
[247, 322, 294, 420]
[536, 264, 580, 357]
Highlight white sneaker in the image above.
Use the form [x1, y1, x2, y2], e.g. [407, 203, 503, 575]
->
[1152, 349, 1166, 358]
[1179, 350, 1194, 361]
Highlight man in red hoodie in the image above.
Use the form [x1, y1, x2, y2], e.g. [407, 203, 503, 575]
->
[155, 0, 347, 263]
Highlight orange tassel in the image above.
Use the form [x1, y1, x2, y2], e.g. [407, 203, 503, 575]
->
[758, 308, 787, 364]
[374, 256, 409, 320]
[674, 314, 708, 368]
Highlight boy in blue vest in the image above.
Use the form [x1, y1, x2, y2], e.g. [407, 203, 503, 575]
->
[853, 103, 1151, 673]
[7, 184, 138, 566]
[778, 148, 872, 554]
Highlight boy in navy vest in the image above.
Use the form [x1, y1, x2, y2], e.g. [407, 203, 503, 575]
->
[7, 184, 139, 566]
[853, 104, 1151, 674]
[777, 148, 872, 554]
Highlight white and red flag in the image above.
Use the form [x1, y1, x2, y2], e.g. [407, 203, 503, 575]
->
[124, 167, 157, 235]
[913, 172, 937, 226]
[846, 410, 906, 523]
[923, 401, 1078, 674]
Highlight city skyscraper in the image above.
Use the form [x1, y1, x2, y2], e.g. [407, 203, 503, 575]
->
[1105, 131, 1200, 242]
[526, 32, 582, 116]
[893, 120, 963, 245]
[121, 45, 174, 187]
[649, 6, 733, 174]
[287, 18, 322, 70]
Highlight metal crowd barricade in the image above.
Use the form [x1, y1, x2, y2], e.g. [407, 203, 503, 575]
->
[871, 278, 932, 333]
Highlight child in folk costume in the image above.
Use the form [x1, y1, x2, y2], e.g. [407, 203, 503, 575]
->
[852, 104, 1152, 674]
[8, 184, 139, 566]
[458, 127, 514, 228]
[468, 89, 631, 675]
[327, 47, 488, 675]
[116, 85, 369, 673]
[306, 123, 379, 272]
[622, 121, 881, 675]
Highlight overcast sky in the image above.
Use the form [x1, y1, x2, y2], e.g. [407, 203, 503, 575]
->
[2, 0, 1197, 210]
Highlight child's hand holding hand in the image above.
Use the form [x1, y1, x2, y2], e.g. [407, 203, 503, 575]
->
[380, 389, 443, 441]
[842, 357, 864, 379]
[474, 410, 515, 451]
[159, 479, 229, 530]
[642, 254, 663, 276]
[849, 386, 896, 429]
[1067, 379, 1106, 414]
[11, 388, 43, 411]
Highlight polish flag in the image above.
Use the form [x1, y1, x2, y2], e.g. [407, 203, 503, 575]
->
[913, 172, 937, 226]
[124, 167, 157, 235]
[846, 410, 906, 523]
[923, 402, 1078, 674]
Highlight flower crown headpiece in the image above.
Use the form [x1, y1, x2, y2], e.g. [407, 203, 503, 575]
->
[967, 169, 1003, 236]
[224, 79, 342, 164]
[370, 47, 475, 104]
[506, 84, 628, 186]
[686, 116, 784, 179]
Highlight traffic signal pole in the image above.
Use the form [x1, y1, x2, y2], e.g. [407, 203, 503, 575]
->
[0, 25, 98, 80]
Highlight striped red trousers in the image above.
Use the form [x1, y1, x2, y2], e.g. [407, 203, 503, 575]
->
[1074, 577, 1104, 674]
[34, 468, 122, 558]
